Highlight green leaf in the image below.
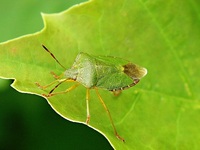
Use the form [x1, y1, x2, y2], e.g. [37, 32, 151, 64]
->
[0, 0, 199, 149]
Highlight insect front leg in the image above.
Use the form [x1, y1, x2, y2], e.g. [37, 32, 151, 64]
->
[35, 79, 62, 89]
[43, 81, 79, 97]
[36, 78, 78, 97]
[50, 72, 64, 79]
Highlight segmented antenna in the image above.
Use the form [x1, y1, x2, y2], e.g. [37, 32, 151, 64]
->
[42, 45, 66, 70]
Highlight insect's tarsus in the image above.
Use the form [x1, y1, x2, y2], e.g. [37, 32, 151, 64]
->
[42, 45, 66, 70]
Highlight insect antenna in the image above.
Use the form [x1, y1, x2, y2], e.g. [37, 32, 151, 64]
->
[42, 45, 66, 70]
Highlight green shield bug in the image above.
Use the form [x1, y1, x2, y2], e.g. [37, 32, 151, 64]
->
[36, 45, 147, 142]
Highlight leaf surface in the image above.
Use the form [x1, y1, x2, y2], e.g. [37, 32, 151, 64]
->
[0, 0, 200, 149]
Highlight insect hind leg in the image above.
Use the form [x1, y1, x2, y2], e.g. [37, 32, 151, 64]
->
[86, 89, 90, 124]
[95, 88, 125, 142]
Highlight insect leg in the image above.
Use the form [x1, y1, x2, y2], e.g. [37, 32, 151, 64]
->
[112, 90, 122, 96]
[48, 80, 67, 94]
[50, 72, 64, 79]
[43, 82, 80, 97]
[36, 78, 71, 89]
[95, 88, 125, 142]
[36, 79, 63, 89]
[86, 89, 90, 124]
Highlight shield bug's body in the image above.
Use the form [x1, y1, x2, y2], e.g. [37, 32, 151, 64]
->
[36, 45, 147, 142]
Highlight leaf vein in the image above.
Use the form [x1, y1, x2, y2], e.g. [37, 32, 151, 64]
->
[138, 0, 194, 98]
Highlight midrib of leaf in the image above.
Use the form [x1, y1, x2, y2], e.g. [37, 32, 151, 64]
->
[138, 0, 194, 98]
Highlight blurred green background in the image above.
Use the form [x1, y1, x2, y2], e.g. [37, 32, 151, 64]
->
[0, 0, 112, 149]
